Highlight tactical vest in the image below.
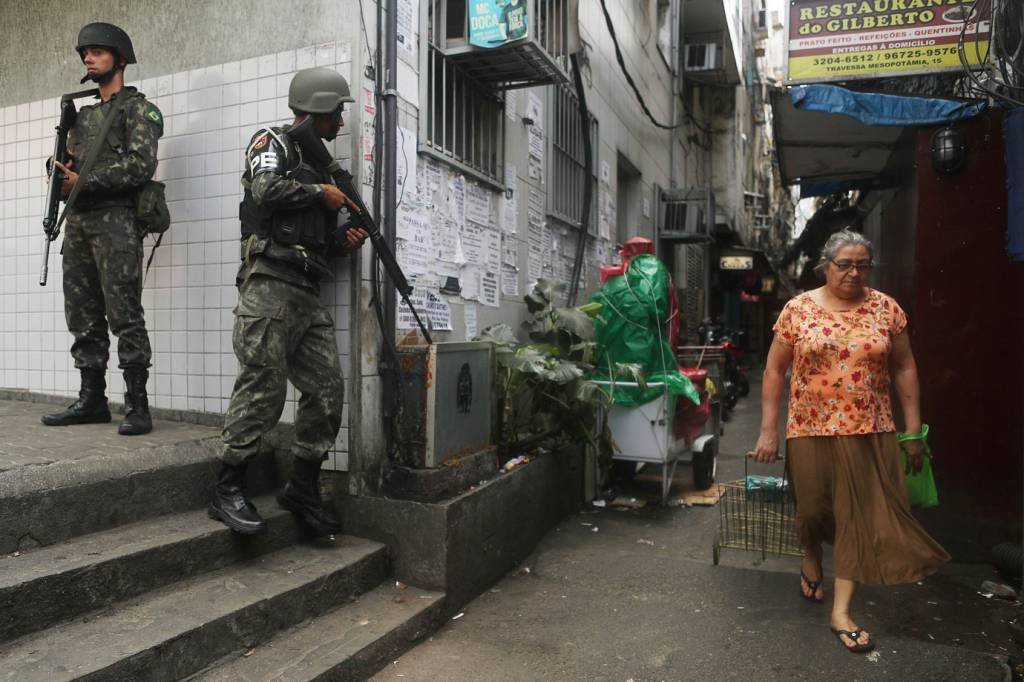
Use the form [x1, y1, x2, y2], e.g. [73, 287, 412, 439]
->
[70, 89, 147, 209]
[239, 127, 335, 254]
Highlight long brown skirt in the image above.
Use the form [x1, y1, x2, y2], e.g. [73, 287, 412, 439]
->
[786, 432, 950, 585]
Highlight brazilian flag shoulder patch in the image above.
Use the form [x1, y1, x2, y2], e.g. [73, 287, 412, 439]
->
[143, 103, 163, 126]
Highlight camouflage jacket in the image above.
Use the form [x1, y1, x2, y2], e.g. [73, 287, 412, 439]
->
[67, 87, 163, 211]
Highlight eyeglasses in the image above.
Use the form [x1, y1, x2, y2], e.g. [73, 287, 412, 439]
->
[829, 259, 873, 272]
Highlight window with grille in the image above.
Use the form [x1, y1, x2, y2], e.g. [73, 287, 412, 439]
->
[422, 2, 506, 184]
[546, 84, 598, 235]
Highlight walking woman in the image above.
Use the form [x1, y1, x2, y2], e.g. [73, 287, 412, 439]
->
[751, 229, 949, 653]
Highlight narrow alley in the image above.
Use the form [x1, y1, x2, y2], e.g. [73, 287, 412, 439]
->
[373, 384, 1018, 681]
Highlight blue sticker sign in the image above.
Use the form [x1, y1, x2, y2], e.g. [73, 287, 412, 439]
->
[469, 0, 529, 48]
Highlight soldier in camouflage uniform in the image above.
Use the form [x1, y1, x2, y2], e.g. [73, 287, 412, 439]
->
[208, 68, 368, 536]
[42, 23, 162, 436]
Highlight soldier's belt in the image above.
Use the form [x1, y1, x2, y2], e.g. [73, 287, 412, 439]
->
[242, 236, 332, 280]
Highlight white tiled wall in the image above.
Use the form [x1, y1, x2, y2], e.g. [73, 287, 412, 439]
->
[0, 42, 355, 469]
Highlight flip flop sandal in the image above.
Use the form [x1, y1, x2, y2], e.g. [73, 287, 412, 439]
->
[800, 570, 825, 603]
[831, 627, 875, 653]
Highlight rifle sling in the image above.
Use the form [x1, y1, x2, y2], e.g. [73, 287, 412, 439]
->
[55, 89, 129, 229]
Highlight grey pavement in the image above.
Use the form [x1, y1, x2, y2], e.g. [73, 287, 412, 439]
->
[373, 389, 1021, 681]
[0, 398, 220, 484]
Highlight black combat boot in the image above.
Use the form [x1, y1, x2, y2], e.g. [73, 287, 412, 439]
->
[208, 463, 268, 535]
[119, 367, 153, 436]
[277, 455, 341, 536]
[41, 368, 111, 426]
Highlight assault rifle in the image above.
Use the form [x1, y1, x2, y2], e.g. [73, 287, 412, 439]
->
[40, 88, 98, 286]
[286, 117, 432, 344]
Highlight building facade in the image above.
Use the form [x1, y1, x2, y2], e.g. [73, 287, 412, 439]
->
[0, 0, 793, 484]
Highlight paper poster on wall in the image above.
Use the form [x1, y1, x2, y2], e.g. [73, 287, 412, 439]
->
[448, 175, 466, 230]
[600, 160, 610, 184]
[480, 270, 500, 308]
[526, 92, 543, 126]
[528, 126, 544, 182]
[469, 0, 530, 48]
[396, 0, 418, 66]
[422, 158, 443, 198]
[397, 289, 453, 331]
[465, 183, 491, 227]
[396, 225, 433, 276]
[461, 265, 482, 301]
[396, 195, 426, 240]
[433, 216, 462, 266]
[501, 194, 518, 235]
[464, 302, 478, 340]
[501, 263, 520, 297]
[483, 226, 502, 273]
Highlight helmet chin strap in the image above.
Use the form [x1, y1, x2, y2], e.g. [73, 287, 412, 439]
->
[79, 58, 123, 85]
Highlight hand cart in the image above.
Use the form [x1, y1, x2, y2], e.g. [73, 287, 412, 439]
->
[591, 380, 718, 505]
[712, 459, 803, 565]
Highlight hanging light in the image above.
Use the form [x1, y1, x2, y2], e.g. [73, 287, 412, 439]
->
[930, 126, 967, 175]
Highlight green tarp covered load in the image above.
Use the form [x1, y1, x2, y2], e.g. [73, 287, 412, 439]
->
[589, 253, 700, 407]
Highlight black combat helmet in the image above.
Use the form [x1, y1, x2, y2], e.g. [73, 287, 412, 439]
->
[288, 68, 355, 114]
[76, 22, 136, 64]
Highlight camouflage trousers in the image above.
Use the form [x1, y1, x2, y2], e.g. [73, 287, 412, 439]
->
[220, 274, 345, 465]
[62, 206, 152, 370]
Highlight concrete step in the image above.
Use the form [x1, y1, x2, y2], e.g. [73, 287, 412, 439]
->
[193, 585, 445, 681]
[0, 495, 303, 644]
[0, 537, 388, 682]
[0, 418, 280, 554]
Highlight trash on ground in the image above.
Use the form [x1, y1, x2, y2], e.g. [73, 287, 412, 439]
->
[358, 619, 370, 626]
[676, 484, 726, 507]
[452, 612, 465, 620]
[609, 496, 646, 509]
[580, 522, 593, 527]
[243, 649, 255, 657]
[637, 539, 655, 546]
[503, 456, 530, 471]
[592, 499, 607, 508]
[866, 651, 881, 663]
[980, 580, 1019, 600]
[591, 526, 599, 533]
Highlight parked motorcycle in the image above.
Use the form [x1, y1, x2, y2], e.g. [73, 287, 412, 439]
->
[696, 319, 750, 418]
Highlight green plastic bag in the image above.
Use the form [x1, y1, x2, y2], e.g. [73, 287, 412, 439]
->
[898, 425, 939, 508]
[588, 253, 700, 408]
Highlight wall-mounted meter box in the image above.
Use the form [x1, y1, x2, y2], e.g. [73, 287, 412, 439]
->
[396, 342, 495, 468]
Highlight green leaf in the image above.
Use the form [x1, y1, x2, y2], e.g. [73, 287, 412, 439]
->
[539, 362, 584, 384]
[503, 347, 549, 374]
[554, 307, 594, 341]
[475, 323, 518, 346]
[613, 363, 648, 390]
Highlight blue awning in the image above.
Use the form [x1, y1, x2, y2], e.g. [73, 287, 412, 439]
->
[790, 85, 987, 127]
[772, 85, 988, 195]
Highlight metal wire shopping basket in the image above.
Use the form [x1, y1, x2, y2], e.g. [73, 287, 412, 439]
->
[712, 459, 803, 565]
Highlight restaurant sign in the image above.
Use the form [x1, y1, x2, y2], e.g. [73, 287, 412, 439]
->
[787, 0, 991, 83]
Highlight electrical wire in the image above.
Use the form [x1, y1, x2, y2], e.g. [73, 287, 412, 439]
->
[958, 0, 1024, 107]
[596, 0, 680, 130]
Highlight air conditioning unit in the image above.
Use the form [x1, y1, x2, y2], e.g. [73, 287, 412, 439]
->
[659, 187, 715, 237]
[684, 43, 718, 72]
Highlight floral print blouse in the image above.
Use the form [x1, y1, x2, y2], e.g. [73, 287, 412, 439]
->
[773, 288, 908, 439]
